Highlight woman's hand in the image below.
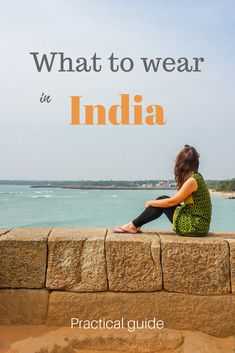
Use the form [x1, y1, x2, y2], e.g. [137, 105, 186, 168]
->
[145, 200, 154, 208]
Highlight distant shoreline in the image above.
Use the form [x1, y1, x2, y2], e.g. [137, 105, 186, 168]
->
[30, 185, 235, 198]
[209, 189, 235, 198]
[30, 185, 176, 191]
[1, 182, 234, 198]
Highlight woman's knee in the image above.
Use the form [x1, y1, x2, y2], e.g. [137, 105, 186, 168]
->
[156, 195, 170, 200]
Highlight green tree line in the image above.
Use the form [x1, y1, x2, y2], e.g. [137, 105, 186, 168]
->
[209, 178, 235, 192]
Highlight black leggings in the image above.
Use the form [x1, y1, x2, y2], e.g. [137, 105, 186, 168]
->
[132, 195, 179, 228]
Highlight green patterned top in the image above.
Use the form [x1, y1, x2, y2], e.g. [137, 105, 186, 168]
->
[173, 172, 212, 236]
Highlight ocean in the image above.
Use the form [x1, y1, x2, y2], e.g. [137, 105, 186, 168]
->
[0, 185, 234, 232]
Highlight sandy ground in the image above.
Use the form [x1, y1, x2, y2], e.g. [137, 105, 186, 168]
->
[209, 189, 235, 198]
[0, 325, 235, 353]
[0, 325, 59, 353]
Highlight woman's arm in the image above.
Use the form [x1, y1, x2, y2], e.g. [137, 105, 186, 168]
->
[145, 177, 198, 208]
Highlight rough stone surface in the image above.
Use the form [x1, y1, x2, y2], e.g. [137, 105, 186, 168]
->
[225, 238, 235, 294]
[46, 228, 107, 291]
[0, 289, 49, 324]
[0, 228, 50, 288]
[204, 233, 235, 295]
[230, 241, 235, 294]
[47, 291, 235, 337]
[106, 230, 162, 291]
[9, 327, 183, 353]
[159, 233, 231, 294]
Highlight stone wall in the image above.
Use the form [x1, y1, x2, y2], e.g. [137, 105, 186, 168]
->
[0, 228, 235, 337]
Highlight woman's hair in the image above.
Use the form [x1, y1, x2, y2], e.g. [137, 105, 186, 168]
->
[174, 145, 200, 189]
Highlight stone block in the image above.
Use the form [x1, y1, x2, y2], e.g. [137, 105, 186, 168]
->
[46, 228, 107, 291]
[226, 238, 235, 294]
[106, 230, 162, 291]
[0, 289, 49, 324]
[47, 291, 235, 337]
[160, 233, 230, 294]
[0, 228, 50, 288]
[204, 233, 235, 294]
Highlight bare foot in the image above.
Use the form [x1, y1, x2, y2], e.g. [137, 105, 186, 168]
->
[122, 222, 138, 231]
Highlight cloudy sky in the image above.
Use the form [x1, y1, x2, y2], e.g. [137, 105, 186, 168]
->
[0, 0, 234, 180]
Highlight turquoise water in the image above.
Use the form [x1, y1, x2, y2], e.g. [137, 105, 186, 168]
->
[0, 185, 234, 232]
